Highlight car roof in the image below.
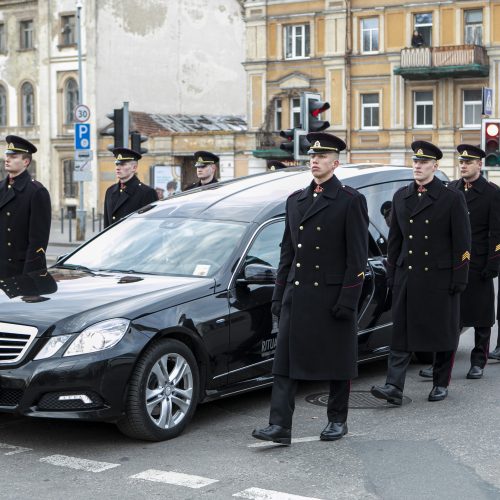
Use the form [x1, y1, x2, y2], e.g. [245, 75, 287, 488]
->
[138, 164, 444, 224]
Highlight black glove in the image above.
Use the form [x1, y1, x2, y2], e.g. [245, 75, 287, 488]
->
[271, 300, 282, 318]
[331, 304, 355, 320]
[449, 283, 467, 295]
[480, 268, 498, 280]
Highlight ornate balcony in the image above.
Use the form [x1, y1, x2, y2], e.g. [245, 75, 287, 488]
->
[394, 45, 489, 79]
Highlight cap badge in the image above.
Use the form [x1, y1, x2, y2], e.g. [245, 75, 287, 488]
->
[313, 141, 321, 148]
[117, 154, 123, 160]
[462, 150, 468, 156]
[417, 149, 423, 155]
[8, 143, 14, 150]
[198, 156, 203, 163]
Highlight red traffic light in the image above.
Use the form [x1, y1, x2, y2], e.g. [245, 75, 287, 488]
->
[310, 102, 330, 118]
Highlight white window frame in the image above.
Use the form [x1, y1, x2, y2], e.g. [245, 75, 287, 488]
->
[462, 89, 482, 128]
[0, 85, 7, 127]
[60, 14, 76, 46]
[21, 81, 35, 127]
[361, 93, 380, 130]
[274, 98, 282, 131]
[284, 24, 310, 60]
[360, 17, 379, 54]
[464, 10, 483, 46]
[20, 19, 33, 49]
[414, 13, 432, 47]
[413, 91, 433, 128]
[0, 23, 6, 53]
[64, 78, 79, 125]
[290, 97, 301, 128]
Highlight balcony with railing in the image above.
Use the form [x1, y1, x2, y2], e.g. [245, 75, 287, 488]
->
[394, 45, 489, 79]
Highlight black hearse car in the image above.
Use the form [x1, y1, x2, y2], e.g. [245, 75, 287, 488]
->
[0, 165, 446, 441]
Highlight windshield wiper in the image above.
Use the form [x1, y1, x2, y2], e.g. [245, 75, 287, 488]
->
[55, 264, 95, 273]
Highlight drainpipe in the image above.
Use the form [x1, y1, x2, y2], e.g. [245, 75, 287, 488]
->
[345, 0, 352, 162]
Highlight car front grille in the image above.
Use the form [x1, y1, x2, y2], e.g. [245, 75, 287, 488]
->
[0, 389, 23, 407]
[37, 391, 104, 411]
[0, 322, 38, 365]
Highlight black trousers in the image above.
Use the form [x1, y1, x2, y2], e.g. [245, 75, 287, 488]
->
[386, 350, 455, 390]
[470, 327, 492, 368]
[269, 375, 350, 429]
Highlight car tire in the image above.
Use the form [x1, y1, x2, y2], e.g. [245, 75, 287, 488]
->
[117, 338, 199, 441]
[414, 351, 434, 364]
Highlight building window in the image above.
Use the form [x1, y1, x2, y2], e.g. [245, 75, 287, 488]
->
[290, 97, 301, 128]
[274, 99, 282, 131]
[284, 24, 310, 59]
[20, 20, 33, 49]
[361, 94, 380, 129]
[361, 17, 379, 53]
[64, 78, 79, 124]
[464, 10, 483, 46]
[63, 159, 78, 198]
[414, 91, 433, 128]
[60, 14, 76, 46]
[0, 85, 6, 127]
[463, 89, 482, 128]
[414, 13, 432, 47]
[0, 23, 6, 53]
[0, 159, 5, 179]
[21, 82, 35, 127]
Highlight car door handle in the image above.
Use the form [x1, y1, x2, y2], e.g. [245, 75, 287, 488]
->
[215, 318, 226, 324]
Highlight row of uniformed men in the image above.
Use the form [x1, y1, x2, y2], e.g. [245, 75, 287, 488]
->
[252, 133, 500, 445]
[0, 135, 220, 280]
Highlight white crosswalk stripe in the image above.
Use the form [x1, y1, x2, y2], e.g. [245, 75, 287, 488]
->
[0, 442, 32, 455]
[39, 454, 120, 473]
[130, 469, 219, 489]
[233, 487, 324, 500]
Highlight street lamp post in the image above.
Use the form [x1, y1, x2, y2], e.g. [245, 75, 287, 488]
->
[76, 0, 86, 240]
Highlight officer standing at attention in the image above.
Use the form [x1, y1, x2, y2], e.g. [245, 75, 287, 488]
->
[184, 151, 219, 190]
[252, 132, 369, 444]
[419, 145, 500, 379]
[0, 135, 51, 279]
[370, 141, 471, 404]
[103, 148, 158, 228]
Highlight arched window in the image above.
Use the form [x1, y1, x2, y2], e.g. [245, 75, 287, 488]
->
[63, 159, 77, 198]
[21, 81, 34, 126]
[0, 84, 6, 126]
[64, 78, 79, 124]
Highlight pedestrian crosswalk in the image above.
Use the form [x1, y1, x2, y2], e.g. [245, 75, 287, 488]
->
[131, 469, 219, 489]
[39, 454, 121, 473]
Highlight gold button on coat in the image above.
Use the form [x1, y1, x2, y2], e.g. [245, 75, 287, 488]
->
[298, 244, 302, 248]
[294, 281, 299, 286]
[299, 226, 304, 230]
[296, 263, 301, 268]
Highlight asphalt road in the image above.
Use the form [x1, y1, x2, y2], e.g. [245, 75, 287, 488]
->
[1, 326, 499, 500]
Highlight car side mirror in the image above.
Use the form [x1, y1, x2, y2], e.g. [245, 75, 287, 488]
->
[237, 263, 277, 285]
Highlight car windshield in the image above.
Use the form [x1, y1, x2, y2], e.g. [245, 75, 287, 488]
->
[62, 217, 247, 277]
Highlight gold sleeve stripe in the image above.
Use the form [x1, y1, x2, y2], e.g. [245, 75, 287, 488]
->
[357, 272, 365, 278]
[495, 244, 500, 252]
[462, 251, 471, 261]
[36, 247, 45, 254]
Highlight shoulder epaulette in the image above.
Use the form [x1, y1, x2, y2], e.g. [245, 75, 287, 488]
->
[288, 188, 303, 198]
[488, 181, 499, 190]
[341, 184, 357, 196]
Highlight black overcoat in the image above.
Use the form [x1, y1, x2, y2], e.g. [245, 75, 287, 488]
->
[103, 175, 158, 228]
[448, 177, 500, 327]
[272, 175, 369, 380]
[0, 170, 51, 279]
[387, 177, 471, 352]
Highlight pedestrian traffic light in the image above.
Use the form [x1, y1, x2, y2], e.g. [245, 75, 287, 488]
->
[481, 118, 500, 167]
[105, 108, 125, 151]
[301, 92, 330, 133]
[279, 129, 295, 157]
[130, 131, 148, 155]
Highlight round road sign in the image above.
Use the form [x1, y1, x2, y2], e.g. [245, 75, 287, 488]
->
[74, 104, 91, 123]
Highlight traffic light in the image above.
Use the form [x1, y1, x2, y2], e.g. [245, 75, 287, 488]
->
[301, 92, 330, 133]
[279, 129, 294, 157]
[105, 108, 125, 151]
[130, 131, 148, 155]
[482, 119, 500, 167]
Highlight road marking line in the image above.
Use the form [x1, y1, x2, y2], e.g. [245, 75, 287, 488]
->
[248, 432, 366, 448]
[0, 442, 32, 455]
[131, 469, 219, 489]
[39, 454, 120, 473]
[233, 487, 323, 500]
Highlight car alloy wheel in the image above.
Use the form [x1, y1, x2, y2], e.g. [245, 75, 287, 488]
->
[117, 338, 199, 441]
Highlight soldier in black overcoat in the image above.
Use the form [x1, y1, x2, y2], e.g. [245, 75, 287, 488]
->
[103, 148, 158, 228]
[184, 151, 219, 191]
[0, 135, 51, 279]
[371, 141, 471, 404]
[252, 132, 369, 444]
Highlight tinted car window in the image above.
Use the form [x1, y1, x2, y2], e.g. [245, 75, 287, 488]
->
[244, 220, 285, 268]
[64, 218, 247, 277]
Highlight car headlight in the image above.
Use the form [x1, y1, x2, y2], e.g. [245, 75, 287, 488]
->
[34, 334, 73, 360]
[63, 318, 130, 357]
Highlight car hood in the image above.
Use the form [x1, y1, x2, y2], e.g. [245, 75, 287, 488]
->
[0, 268, 215, 333]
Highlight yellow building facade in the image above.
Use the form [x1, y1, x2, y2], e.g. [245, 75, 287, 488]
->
[244, 0, 500, 181]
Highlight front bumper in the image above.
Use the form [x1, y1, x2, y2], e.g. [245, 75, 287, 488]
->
[0, 330, 150, 422]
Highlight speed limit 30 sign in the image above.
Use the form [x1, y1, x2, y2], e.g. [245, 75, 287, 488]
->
[74, 104, 90, 123]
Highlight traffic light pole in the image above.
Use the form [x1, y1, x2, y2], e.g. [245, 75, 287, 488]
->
[76, 0, 86, 241]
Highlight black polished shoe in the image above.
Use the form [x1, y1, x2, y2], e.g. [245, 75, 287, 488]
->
[488, 347, 500, 360]
[428, 386, 448, 401]
[370, 384, 403, 406]
[320, 422, 348, 441]
[419, 365, 433, 378]
[251, 425, 291, 445]
[466, 365, 483, 379]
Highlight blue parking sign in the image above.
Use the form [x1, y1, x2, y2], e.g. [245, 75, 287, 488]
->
[74, 123, 91, 150]
[482, 88, 493, 116]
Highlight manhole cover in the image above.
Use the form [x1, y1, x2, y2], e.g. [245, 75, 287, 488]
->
[305, 390, 412, 409]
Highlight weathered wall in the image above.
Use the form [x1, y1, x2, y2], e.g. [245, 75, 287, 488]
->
[95, 0, 246, 126]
